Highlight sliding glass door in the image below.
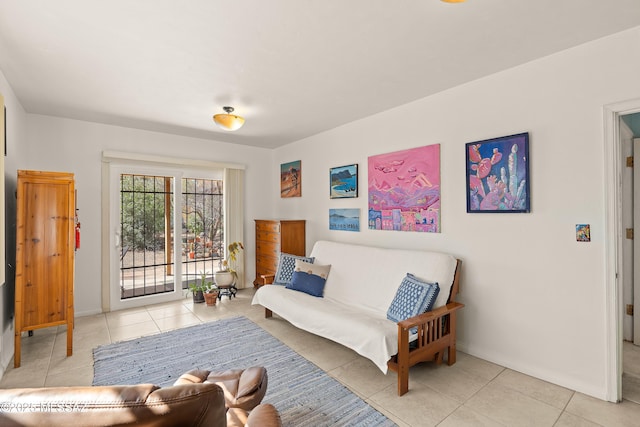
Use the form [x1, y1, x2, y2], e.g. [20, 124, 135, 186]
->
[109, 165, 223, 310]
[180, 177, 224, 294]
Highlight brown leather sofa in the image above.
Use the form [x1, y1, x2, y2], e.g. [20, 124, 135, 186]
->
[175, 367, 271, 427]
[0, 367, 282, 427]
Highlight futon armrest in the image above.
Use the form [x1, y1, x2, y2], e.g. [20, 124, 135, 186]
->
[260, 274, 275, 285]
[397, 302, 464, 331]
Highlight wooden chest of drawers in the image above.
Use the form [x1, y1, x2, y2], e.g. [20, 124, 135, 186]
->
[254, 219, 305, 286]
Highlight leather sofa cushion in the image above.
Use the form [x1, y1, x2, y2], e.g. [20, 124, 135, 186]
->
[0, 383, 226, 427]
[174, 367, 268, 411]
[228, 403, 282, 427]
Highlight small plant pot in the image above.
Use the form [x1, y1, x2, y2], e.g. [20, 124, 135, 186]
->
[192, 290, 205, 304]
[204, 292, 218, 306]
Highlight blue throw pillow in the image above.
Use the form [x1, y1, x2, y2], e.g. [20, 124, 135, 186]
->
[286, 259, 331, 297]
[387, 273, 440, 325]
[273, 253, 315, 286]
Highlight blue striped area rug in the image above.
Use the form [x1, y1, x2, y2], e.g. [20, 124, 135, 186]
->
[93, 316, 396, 427]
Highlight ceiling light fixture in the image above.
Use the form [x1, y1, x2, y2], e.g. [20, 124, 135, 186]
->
[441, 0, 466, 3]
[213, 106, 245, 131]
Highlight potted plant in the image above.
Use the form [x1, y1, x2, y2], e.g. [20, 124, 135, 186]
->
[189, 271, 218, 304]
[214, 241, 244, 287]
[188, 281, 205, 304]
[204, 285, 219, 306]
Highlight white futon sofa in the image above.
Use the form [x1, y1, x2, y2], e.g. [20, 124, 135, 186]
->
[252, 240, 463, 395]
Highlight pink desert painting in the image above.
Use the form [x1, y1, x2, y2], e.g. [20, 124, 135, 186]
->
[368, 144, 441, 233]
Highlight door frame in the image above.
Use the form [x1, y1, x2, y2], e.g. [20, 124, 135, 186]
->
[635, 138, 640, 346]
[604, 98, 640, 402]
[101, 151, 243, 312]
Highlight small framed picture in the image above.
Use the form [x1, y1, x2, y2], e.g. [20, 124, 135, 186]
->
[280, 160, 301, 198]
[329, 208, 360, 232]
[576, 224, 591, 242]
[465, 132, 530, 213]
[330, 164, 358, 199]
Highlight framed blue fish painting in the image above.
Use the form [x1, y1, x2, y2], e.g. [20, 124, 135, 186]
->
[465, 132, 530, 213]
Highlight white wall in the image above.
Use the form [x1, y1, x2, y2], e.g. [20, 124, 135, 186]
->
[0, 69, 27, 376]
[272, 27, 640, 399]
[7, 21, 640, 400]
[24, 115, 275, 316]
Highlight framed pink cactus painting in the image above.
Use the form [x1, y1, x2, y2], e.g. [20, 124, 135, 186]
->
[465, 132, 530, 213]
[368, 144, 441, 233]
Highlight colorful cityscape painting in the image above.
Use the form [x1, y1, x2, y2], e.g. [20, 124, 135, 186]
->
[368, 144, 441, 233]
[329, 208, 360, 232]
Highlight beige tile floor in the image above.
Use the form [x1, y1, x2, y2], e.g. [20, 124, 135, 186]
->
[2, 288, 640, 426]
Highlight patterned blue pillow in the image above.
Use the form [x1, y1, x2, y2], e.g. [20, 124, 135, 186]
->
[273, 253, 315, 286]
[387, 274, 440, 325]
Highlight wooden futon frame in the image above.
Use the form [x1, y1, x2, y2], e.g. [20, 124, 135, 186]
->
[260, 259, 463, 396]
[387, 259, 463, 396]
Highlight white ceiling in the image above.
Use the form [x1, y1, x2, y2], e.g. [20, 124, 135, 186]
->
[1, 1, 639, 149]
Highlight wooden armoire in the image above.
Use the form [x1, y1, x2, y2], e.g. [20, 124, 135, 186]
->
[254, 219, 305, 286]
[15, 170, 75, 368]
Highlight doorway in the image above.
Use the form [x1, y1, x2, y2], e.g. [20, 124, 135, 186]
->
[605, 99, 640, 403]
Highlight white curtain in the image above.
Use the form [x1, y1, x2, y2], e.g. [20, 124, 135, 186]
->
[224, 168, 245, 288]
